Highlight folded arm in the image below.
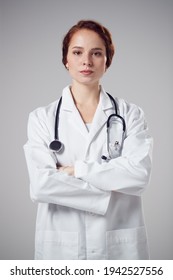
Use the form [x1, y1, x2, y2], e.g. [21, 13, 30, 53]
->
[74, 105, 153, 196]
[24, 111, 111, 215]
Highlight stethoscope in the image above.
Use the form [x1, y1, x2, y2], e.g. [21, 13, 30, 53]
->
[49, 93, 126, 161]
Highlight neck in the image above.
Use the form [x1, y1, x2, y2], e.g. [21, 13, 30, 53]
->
[70, 82, 100, 106]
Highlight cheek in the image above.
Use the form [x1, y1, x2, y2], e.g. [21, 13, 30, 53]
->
[97, 55, 107, 67]
[99, 59, 107, 72]
[104, 56, 107, 67]
[66, 53, 71, 65]
[66, 56, 77, 68]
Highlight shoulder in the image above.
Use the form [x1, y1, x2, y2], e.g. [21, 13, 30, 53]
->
[109, 95, 147, 134]
[26, 99, 59, 143]
[101, 86, 144, 117]
[29, 100, 58, 123]
[114, 97, 145, 121]
[115, 96, 143, 113]
[28, 86, 70, 122]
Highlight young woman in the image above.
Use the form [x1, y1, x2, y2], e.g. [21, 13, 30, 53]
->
[24, 20, 153, 260]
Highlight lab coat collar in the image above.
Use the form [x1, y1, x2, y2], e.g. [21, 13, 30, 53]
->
[61, 85, 114, 143]
[61, 85, 113, 112]
[61, 86, 76, 111]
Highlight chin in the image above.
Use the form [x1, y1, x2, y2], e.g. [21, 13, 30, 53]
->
[75, 77, 100, 86]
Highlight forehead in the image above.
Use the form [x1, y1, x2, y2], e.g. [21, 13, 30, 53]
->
[69, 29, 105, 48]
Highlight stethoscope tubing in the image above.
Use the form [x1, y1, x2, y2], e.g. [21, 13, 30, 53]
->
[54, 96, 62, 140]
[49, 93, 126, 159]
[107, 113, 126, 132]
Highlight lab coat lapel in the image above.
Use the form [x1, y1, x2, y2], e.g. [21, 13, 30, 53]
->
[70, 107, 89, 138]
[61, 86, 114, 143]
[86, 89, 114, 146]
[87, 105, 107, 144]
[61, 86, 89, 138]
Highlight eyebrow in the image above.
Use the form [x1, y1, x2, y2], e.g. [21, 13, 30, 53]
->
[72, 46, 104, 51]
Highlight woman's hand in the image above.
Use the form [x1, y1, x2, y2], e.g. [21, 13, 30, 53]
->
[57, 166, 74, 176]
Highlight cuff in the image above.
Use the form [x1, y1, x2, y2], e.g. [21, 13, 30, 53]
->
[74, 160, 88, 179]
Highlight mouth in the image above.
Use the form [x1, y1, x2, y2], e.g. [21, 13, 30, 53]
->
[80, 70, 94, 75]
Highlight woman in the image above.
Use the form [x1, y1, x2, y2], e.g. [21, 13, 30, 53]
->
[24, 20, 153, 260]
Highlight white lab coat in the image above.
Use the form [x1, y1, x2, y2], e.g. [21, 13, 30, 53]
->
[24, 86, 153, 260]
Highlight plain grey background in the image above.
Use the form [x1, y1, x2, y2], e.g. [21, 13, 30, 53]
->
[1, 0, 173, 259]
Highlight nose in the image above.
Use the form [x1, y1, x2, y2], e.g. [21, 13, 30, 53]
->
[82, 53, 93, 67]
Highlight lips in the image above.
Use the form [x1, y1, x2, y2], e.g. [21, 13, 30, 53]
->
[80, 70, 94, 75]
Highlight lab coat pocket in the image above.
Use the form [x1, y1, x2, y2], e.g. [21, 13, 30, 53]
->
[106, 226, 149, 260]
[35, 230, 78, 260]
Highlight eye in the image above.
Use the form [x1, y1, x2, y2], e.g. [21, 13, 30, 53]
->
[73, 50, 82, 55]
[92, 51, 102, 57]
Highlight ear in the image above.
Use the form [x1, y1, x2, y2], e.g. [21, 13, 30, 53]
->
[66, 62, 69, 70]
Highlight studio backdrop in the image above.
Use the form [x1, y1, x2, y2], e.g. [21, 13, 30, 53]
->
[0, 0, 173, 259]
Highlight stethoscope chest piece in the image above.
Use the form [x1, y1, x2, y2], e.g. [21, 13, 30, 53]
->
[49, 140, 64, 153]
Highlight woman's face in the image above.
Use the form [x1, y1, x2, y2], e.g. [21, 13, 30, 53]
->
[66, 29, 107, 86]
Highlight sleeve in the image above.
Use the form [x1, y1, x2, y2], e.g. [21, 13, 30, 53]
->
[23, 110, 111, 215]
[74, 103, 153, 196]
